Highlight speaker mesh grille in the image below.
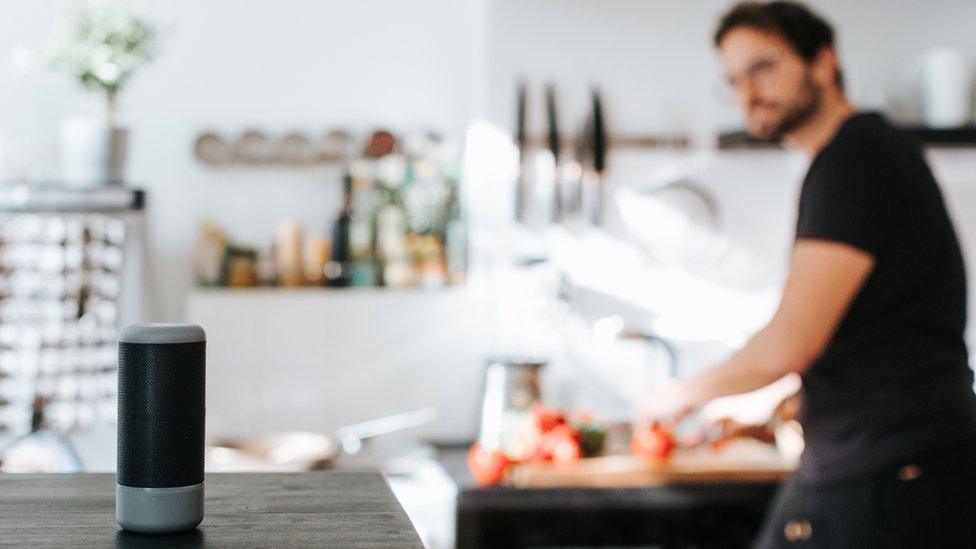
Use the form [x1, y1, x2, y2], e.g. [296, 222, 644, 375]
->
[117, 341, 205, 487]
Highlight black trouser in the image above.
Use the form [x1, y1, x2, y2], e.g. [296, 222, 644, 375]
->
[755, 443, 976, 548]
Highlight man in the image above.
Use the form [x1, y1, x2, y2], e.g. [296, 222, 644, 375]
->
[642, 2, 976, 547]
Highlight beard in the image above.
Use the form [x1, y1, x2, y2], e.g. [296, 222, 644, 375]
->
[747, 75, 822, 141]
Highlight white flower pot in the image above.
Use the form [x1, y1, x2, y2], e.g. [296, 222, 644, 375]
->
[59, 117, 128, 187]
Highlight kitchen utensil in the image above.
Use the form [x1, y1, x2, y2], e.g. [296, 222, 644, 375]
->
[193, 132, 228, 165]
[591, 88, 608, 223]
[278, 132, 314, 165]
[515, 81, 529, 223]
[206, 407, 437, 472]
[207, 431, 338, 472]
[544, 84, 561, 162]
[318, 129, 354, 162]
[546, 84, 580, 223]
[477, 360, 544, 450]
[234, 129, 272, 164]
[580, 87, 608, 226]
[616, 179, 725, 271]
[621, 330, 678, 378]
[545, 83, 564, 223]
[336, 406, 437, 454]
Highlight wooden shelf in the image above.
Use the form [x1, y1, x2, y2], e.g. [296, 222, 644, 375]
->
[718, 125, 976, 150]
[192, 285, 465, 295]
[0, 183, 144, 212]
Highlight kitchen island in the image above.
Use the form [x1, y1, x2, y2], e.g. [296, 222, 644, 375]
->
[440, 448, 781, 548]
[0, 472, 422, 548]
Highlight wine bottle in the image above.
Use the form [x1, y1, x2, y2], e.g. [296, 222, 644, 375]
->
[326, 175, 354, 287]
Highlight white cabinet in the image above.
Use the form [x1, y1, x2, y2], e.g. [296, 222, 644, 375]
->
[186, 288, 491, 442]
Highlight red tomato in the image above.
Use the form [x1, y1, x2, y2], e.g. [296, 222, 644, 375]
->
[631, 426, 676, 464]
[467, 443, 511, 485]
[530, 434, 555, 463]
[534, 425, 581, 464]
[509, 423, 542, 462]
[532, 405, 567, 433]
[709, 438, 727, 453]
[551, 436, 582, 464]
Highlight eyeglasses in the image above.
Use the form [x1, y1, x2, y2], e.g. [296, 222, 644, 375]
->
[712, 51, 785, 104]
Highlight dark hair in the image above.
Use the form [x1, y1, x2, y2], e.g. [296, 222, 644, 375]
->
[714, 1, 844, 90]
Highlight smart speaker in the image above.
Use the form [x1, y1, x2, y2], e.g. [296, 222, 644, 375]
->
[116, 323, 206, 534]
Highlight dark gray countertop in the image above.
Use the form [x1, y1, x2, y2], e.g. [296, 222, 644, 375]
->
[0, 472, 423, 548]
[437, 447, 779, 548]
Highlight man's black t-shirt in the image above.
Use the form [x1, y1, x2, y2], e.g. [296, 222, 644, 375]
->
[794, 112, 976, 483]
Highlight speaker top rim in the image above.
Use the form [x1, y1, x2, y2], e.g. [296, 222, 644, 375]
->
[119, 323, 206, 344]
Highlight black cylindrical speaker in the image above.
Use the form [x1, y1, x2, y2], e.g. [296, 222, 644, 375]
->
[116, 323, 206, 534]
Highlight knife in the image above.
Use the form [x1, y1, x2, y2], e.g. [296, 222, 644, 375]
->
[515, 80, 529, 223]
[590, 87, 608, 225]
[545, 83, 562, 222]
[545, 83, 561, 160]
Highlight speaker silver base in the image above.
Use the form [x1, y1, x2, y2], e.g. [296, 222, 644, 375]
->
[116, 482, 204, 534]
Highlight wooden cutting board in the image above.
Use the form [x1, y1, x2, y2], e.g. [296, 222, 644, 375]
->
[508, 439, 795, 488]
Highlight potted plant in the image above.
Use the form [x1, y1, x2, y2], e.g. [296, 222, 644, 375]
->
[39, 2, 160, 186]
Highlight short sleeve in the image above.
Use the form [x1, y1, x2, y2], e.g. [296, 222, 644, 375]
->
[795, 158, 901, 255]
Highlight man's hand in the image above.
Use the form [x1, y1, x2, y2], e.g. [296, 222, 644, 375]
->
[638, 239, 874, 419]
[634, 380, 696, 429]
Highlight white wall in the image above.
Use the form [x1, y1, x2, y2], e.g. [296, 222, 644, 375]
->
[0, 0, 487, 321]
[487, 0, 976, 137]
